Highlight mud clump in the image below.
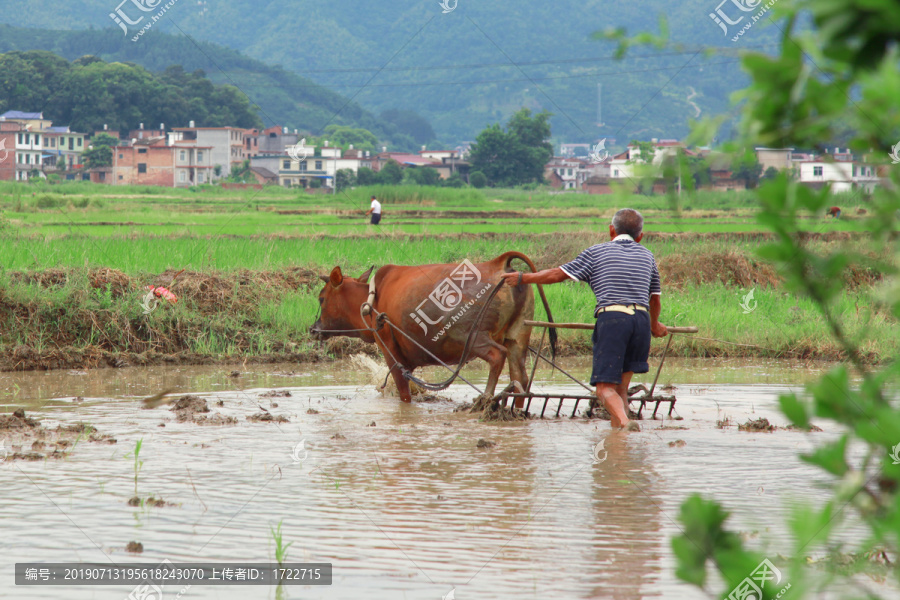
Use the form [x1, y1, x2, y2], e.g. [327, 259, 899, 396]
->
[1, 409, 114, 460]
[327, 338, 379, 359]
[247, 412, 289, 423]
[476, 439, 495, 449]
[146, 497, 176, 508]
[169, 396, 238, 425]
[414, 394, 454, 404]
[171, 395, 210, 422]
[259, 390, 292, 398]
[125, 541, 143, 554]
[195, 414, 239, 426]
[1, 409, 41, 430]
[739, 417, 776, 432]
[668, 439, 687, 447]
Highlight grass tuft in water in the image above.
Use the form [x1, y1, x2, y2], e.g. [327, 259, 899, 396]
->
[270, 520, 293, 566]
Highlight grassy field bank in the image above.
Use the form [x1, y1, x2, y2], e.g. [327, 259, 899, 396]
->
[0, 183, 896, 371]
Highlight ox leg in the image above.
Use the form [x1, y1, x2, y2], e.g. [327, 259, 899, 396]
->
[472, 336, 508, 400]
[389, 364, 413, 403]
[504, 333, 530, 409]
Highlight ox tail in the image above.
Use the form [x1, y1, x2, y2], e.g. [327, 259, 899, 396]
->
[499, 251, 558, 361]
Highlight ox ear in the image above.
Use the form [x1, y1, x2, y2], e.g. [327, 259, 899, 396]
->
[357, 265, 375, 284]
[329, 266, 344, 288]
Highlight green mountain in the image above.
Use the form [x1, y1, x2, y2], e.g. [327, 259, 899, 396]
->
[0, 24, 409, 146]
[0, 1, 780, 146]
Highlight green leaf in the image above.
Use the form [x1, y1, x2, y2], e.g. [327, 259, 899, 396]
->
[779, 393, 810, 429]
[801, 434, 849, 477]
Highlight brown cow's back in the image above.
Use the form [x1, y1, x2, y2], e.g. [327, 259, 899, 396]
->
[373, 257, 533, 369]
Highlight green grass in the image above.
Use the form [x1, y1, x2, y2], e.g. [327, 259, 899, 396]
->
[0, 181, 895, 366]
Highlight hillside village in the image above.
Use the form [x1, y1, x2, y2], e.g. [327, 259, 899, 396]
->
[0, 110, 887, 195]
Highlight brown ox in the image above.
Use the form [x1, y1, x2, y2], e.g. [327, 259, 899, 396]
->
[311, 252, 556, 402]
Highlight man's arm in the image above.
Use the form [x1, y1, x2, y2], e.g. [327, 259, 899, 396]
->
[365, 207, 373, 216]
[499, 267, 570, 286]
[649, 294, 667, 338]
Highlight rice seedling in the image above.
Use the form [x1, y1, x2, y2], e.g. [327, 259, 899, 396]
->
[269, 520, 293, 566]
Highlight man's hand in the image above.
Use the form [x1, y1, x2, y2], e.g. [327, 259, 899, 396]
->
[500, 271, 523, 286]
[651, 322, 668, 338]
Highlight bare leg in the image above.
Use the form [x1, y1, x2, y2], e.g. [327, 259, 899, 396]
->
[617, 372, 634, 412]
[596, 380, 630, 428]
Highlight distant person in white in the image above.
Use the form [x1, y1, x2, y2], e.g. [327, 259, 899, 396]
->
[365, 196, 382, 225]
[501, 208, 668, 430]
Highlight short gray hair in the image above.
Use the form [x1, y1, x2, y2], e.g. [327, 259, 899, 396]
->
[611, 208, 644, 238]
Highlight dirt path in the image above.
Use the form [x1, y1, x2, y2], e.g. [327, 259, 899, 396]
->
[687, 86, 701, 118]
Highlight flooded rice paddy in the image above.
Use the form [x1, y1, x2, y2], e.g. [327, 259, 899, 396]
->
[1, 358, 894, 599]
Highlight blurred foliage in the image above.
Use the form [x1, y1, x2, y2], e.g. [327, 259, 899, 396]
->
[606, 0, 900, 597]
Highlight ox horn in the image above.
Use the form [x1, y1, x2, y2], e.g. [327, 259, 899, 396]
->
[358, 265, 375, 283]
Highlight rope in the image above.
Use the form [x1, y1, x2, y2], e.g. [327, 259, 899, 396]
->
[385, 279, 509, 393]
[311, 293, 494, 395]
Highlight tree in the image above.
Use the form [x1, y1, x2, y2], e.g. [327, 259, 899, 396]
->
[730, 150, 763, 189]
[321, 125, 378, 152]
[377, 160, 403, 185]
[90, 133, 119, 149]
[469, 108, 553, 187]
[0, 51, 263, 134]
[227, 159, 252, 183]
[469, 171, 487, 188]
[82, 145, 112, 168]
[403, 166, 441, 186]
[762, 166, 779, 180]
[628, 140, 657, 164]
[442, 173, 466, 188]
[335, 168, 356, 192]
[356, 167, 378, 186]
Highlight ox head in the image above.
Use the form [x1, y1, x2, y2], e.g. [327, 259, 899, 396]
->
[310, 265, 375, 341]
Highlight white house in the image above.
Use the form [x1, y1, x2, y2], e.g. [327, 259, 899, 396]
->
[609, 139, 686, 180]
[14, 128, 43, 181]
[169, 125, 246, 181]
[796, 149, 880, 194]
[544, 157, 609, 190]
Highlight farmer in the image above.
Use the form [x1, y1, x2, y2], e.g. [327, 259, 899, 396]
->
[828, 206, 841, 219]
[501, 208, 668, 430]
[365, 195, 382, 225]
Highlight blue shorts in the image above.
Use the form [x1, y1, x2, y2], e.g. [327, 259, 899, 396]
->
[371, 213, 382, 225]
[590, 311, 651, 385]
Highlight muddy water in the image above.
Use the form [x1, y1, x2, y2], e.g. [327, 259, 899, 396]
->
[0, 358, 894, 599]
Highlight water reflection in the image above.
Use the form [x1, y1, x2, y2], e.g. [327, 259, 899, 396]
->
[0, 358, 892, 600]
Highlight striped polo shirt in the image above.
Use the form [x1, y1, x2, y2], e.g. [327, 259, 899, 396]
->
[560, 234, 661, 311]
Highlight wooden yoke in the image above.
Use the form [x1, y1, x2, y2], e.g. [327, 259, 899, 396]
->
[524, 320, 698, 334]
[361, 278, 377, 316]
